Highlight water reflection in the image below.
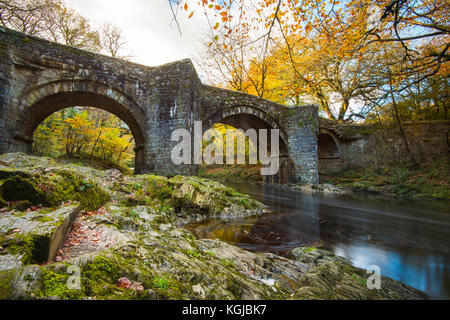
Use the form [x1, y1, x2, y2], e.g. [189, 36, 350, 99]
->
[186, 182, 450, 299]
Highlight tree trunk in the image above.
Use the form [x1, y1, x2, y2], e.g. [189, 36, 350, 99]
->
[389, 77, 418, 168]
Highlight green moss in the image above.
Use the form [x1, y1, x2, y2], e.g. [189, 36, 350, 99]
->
[33, 215, 54, 223]
[221, 258, 235, 268]
[185, 249, 201, 258]
[38, 268, 82, 299]
[151, 276, 183, 299]
[83, 256, 120, 283]
[0, 269, 15, 299]
[351, 273, 367, 287]
[226, 278, 243, 299]
[2, 232, 51, 265]
[0, 195, 6, 207]
[154, 277, 170, 290]
[40, 169, 110, 211]
[0, 176, 48, 206]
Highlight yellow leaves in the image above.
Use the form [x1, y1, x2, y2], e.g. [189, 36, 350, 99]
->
[188, 11, 194, 19]
[184, 2, 188, 11]
[35, 108, 135, 166]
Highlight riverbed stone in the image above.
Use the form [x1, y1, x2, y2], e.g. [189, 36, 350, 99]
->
[291, 247, 427, 300]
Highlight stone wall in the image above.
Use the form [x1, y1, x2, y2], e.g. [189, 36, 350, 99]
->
[318, 119, 450, 173]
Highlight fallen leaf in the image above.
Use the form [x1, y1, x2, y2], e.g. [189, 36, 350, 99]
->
[117, 277, 131, 289]
[130, 283, 144, 291]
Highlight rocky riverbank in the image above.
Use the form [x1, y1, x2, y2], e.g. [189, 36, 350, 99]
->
[0, 153, 427, 300]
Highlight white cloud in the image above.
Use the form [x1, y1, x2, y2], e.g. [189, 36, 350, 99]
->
[64, 0, 209, 67]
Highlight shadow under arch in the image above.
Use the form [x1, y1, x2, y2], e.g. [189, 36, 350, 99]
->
[318, 128, 342, 174]
[318, 128, 341, 158]
[13, 80, 147, 174]
[203, 105, 296, 184]
[203, 105, 290, 154]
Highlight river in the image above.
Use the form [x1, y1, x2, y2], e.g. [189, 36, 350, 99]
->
[186, 182, 450, 300]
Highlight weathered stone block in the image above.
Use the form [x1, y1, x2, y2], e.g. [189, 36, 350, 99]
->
[0, 204, 80, 268]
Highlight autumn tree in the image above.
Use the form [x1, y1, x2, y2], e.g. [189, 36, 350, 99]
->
[100, 23, 130, 59]
[1, 0, 130, 56]
[177, 0, 448, 121]
[0, 0, 58, 35]
[368, 0, 449, 81]
[196, 4, 277, 98]
[33, 108, 135, 168]
[43, 3, 100, 51]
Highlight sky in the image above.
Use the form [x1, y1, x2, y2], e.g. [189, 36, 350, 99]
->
[65, 0, 208, 68]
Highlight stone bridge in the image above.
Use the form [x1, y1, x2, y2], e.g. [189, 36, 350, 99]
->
[0, 27, 319, 184]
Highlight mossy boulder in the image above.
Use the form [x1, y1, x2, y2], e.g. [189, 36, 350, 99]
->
[0, 176, 48, 206]
[115, 174, 265, 221]
[37, 169, 110, 211]
[0, 167, 110, 211]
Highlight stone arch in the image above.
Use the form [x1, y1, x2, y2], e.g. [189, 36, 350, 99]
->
[203, 105, 295, 183]
[318, 128, 342, 173]
[13, 80, 147, 173]
[318, 129, 341, 158]
[203, 105, 289, 154]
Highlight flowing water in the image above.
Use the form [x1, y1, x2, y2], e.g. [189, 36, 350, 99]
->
[186, 182, 450, 300]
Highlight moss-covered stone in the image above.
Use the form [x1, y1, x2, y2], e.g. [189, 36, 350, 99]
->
[0, 176, 48, 206]
[291, 247, 427, 300]
[0, 166, 110, 211]
[37, 267, 83, 299]
[114, 174, 264, 222]
[0, 205, 80, 266]
[0, 269, 16, 299]
[38, 169, 110, 211]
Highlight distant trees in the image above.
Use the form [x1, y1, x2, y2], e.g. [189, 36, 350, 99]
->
[0, 0, 56, 35]
[44, 2, 100, 52]
[0, 0, 129, 56]
[100, 23, 128, 58]
[33, 108, 135, 167]
[205, 123, 256, 164]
